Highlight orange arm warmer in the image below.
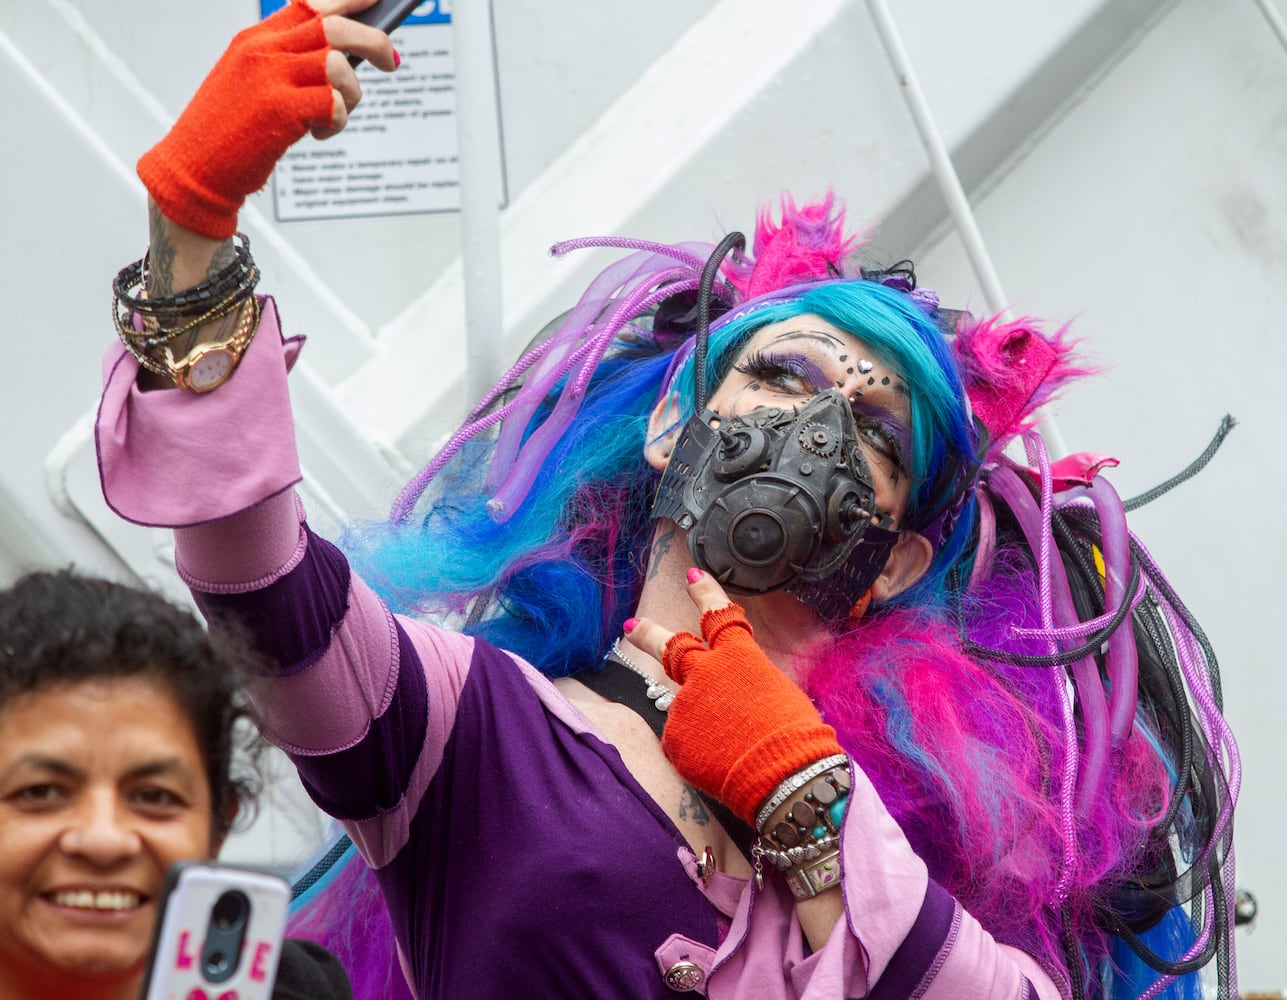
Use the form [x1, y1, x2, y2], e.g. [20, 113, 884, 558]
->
[660, 605, 844, 827]
[137, 2, 334, 239]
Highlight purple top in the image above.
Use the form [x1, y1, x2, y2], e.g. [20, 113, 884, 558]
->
[97, 300, 1063, 1000]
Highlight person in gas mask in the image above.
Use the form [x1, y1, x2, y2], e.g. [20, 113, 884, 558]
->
[97, 2, 1237, 998]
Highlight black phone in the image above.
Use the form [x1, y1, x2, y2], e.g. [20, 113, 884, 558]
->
[348, 0, 427, 66]
[139, 862, 290, 1000]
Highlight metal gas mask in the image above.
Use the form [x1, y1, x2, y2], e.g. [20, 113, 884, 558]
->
[651, 389, 901, 621]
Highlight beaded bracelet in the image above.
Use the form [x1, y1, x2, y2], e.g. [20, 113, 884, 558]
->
[764, 784, 849, 851]
[113, 233, 255, 319]
[753, 831, 841, 872]
[114, 271, 259, 351]
[755, 754, 849, 833]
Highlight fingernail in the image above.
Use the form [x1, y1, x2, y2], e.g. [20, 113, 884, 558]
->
[623, 617, 639, 633]
[393, 48, 401, 69]
[687, 568, 704, 584]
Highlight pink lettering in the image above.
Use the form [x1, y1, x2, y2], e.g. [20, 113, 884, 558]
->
[249, 940, 273, 982]
[176, 930, 194, 970]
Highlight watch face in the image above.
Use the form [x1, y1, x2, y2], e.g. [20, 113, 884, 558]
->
[188, 347, 236, 392]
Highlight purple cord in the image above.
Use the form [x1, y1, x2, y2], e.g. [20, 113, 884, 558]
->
[485, 272, 698, 519]
[1057, 479, 1139, 747]
[983, 462, 1081, 899]
[389, 237, 721, 524]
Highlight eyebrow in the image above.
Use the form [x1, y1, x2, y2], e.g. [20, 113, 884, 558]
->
[1, 755, 198, 785]
[767, 330, 847, 351]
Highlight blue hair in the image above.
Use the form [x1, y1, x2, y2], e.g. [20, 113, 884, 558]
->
[345, 341, 671, 676]
[347, 279, 983, 676]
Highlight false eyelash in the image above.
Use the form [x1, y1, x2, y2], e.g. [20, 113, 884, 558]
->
[733, 350, 817, 389]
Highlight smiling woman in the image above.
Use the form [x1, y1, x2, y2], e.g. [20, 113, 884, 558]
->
[0, 572, 351, 1000]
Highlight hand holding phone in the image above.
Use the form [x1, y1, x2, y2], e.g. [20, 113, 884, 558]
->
[141, 862, 290, 1000]
[348, 0, 426, 66]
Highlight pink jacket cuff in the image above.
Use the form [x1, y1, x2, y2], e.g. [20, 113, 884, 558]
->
[96, 296, 305, 528]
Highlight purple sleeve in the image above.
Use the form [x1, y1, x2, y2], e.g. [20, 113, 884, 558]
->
[191, 527, 430, 820]
[98, 302, 477, 863]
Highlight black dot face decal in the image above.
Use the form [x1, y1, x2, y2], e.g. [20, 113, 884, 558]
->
[868, 377, 876, 385]
[838, 354, 848, 362]
[847, 367, 854, 374]
[881, 376, 890, 386]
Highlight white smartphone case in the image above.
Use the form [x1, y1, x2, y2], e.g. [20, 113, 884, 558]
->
[141, 862, 290, 1000]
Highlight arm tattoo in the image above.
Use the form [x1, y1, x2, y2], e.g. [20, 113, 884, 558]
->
[678, 784, 710, 826]
[207, 236, 238, 278]
[647, 523, 678, 581]
[146, 200, 178, 298]
[145, 201, 238, 358]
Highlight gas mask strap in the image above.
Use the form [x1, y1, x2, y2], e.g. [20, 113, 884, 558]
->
[693, 231, 746, 411]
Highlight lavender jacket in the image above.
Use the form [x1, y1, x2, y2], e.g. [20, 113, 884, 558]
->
[97, 300, 1062, 1000]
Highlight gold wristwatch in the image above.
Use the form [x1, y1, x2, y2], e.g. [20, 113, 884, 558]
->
[162, 296, 261, 393]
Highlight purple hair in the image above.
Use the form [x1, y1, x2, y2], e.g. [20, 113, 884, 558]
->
[306, 194, 1237, 999]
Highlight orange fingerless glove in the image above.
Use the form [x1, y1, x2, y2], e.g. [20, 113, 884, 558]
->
[138, 2, 334, 238]
[660, 604, 844, 826]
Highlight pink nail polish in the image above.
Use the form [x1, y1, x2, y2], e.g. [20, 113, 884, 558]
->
[687, 568, 703, 584]
[393, 48, 401, 69]
[623, 617, 639, 633]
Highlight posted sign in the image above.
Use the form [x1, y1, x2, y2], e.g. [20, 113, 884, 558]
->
[259, 1, 461, 221]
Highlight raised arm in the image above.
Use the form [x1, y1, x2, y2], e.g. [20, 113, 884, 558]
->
[134, 0, 396, 390]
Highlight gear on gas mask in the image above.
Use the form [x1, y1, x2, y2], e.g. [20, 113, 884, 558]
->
[651, 389, 901, 621]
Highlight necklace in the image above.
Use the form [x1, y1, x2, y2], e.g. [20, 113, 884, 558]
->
[609, 638, 674, 712]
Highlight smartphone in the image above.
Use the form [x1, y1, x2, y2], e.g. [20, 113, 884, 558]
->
[348, 0, 427, 66]
[140, 862, 290, 1000]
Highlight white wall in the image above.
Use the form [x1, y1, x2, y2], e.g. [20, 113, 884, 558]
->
[1, 0, 1283, 989]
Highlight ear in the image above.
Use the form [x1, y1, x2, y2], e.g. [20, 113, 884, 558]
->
[869, 530, 934, 602]
[644, 392, 685, 471]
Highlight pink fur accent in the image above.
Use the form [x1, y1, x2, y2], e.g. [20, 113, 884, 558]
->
[953, 315, 1092, 455]
[798, 578, 1172, 970]
[725, 192, 862, 300]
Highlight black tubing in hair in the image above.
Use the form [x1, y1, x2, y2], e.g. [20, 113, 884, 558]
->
[694, 231, 746, 412]
[1124, 415, 1236, 512]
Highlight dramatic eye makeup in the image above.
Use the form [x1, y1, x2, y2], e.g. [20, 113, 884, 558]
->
[851, 399, 911, 476]
[731, 344, 912, 479]
[732, 350, 832, 395]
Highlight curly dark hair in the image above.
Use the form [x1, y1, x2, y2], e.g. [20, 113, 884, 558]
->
[0, 569, 264, 844]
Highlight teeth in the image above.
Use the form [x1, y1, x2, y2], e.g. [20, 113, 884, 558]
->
[53, 890, 141, 911]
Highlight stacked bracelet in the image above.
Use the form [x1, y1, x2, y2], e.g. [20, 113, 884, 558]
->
[114, 233, 256, 319]
[111, 234, 262, 392]
[751, 756, 852, 899]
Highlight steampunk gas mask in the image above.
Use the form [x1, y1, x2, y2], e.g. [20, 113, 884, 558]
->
[651, 389, 900, 621]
